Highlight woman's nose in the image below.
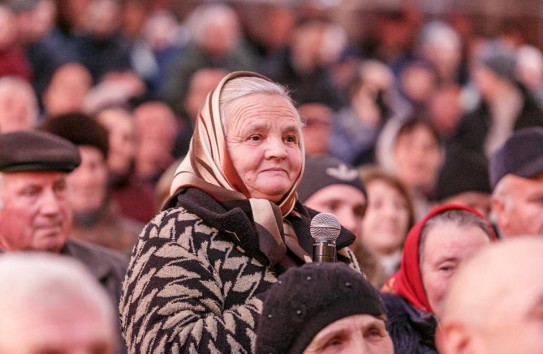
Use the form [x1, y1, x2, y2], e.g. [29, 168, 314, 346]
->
[265, 137, 288, 159]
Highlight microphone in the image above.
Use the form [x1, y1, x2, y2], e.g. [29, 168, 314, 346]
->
[310, 212, 341, 263]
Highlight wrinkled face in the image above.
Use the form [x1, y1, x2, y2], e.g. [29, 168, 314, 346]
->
[362, 180, 410, 256]
[493, 174, 543, 237]
[394, 124, 441, 191]
[0, 172, 71, 252]
[304, 184, 366, 237]
[66, 146, 108, 214]
[225, 93, 303, 202]
[302, 314, 394, 354]
[420, 223, 491, 318]
[0, 300, 115, 354]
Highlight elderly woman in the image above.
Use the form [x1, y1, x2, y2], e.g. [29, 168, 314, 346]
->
[120, 71, 358, 353]
[381, 204, 496, 353]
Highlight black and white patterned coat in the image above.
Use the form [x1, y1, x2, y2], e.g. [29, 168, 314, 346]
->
[120, 188, 358, 354]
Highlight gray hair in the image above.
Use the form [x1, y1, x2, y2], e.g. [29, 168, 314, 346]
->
[419, 209, 494, 262]
[219, 75, 300, 131]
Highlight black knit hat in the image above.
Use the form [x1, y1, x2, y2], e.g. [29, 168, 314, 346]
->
[0, 130, 81, 173]
[40, 112, 109, 159]
[297, 155, 367, 202]
[489, 127, 543, 189]
[255, 262, 385, 354]
[436, 148, 491, 201]
[476, 41, 517, 82]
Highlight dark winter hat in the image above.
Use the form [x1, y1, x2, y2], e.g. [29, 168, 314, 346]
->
[40, 112, 109, 159]
[0, 130, 81, 173]
[255, 262, 386, 354]
[436, 148, 491, 201]
[489, 127, 543, 189]
[297, 155, 367, 202]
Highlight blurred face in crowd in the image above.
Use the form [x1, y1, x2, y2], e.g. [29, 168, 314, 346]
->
[0, 81, 38, 133]
[0, 171, 71, 252]
[66, 146, 108, 214]
[0, 294, 116, 354]
[300, 102, 332, 156]
[225, 93, 303, 202]
[438, 239, 543, 354]
[304, 184, 366, 238]
[302, 314, 394, 354]
[42, 63, 92, 117]
[97, 108, 137, 176]
[362, 179, 410, 256]
[492, 173, 543, 237]
[394, 122, 442, 191]
[420, 221, 491, 318]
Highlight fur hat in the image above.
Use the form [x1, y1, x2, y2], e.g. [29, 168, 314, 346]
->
[489, 127, 543, 189]
[0, 130, 80, 173]
[255, 262, 385, 354]
[297, 155, 366, 202]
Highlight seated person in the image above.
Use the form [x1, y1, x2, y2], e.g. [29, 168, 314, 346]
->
[381, 204, 496, 353]
[256, 262, 394, 354]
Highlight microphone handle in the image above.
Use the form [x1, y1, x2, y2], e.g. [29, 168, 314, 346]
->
[313, 241, 337, 263]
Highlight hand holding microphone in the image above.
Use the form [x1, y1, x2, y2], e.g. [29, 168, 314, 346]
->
[310, 212, 341, 263]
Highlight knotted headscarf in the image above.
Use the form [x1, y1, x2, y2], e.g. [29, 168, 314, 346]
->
[381, 204, 496, 313]
[169, 71, 306, 265]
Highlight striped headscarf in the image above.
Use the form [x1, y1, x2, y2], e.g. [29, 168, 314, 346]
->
[169, 71, 305, 265]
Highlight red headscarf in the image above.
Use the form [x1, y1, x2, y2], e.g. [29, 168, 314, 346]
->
[381, 204, 496, 313]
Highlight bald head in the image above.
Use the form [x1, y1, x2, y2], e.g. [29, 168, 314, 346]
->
[439, 237, 543, 354]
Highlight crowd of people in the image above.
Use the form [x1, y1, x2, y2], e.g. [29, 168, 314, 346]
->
[1, 0, 543, 353]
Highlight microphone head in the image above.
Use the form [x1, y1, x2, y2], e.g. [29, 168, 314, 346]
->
[310, 212, 341, 242]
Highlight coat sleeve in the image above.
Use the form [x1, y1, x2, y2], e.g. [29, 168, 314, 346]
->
[119, 209, 269, 354]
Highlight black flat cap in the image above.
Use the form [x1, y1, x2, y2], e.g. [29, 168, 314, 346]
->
[0, 130, 81, 173]
[489, 127, 543, 189]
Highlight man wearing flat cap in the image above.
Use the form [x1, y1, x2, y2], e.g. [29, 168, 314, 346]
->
[0, 130, 128, 353]
[490, 126, 543, 238]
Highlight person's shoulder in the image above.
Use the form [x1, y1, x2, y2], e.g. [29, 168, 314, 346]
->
[63, 239, 128, 271]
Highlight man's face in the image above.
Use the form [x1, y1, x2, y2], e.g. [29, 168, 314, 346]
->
[302, 314, 394, 354]
[493, 173, 543, 237]
[0, 171, 71, 252]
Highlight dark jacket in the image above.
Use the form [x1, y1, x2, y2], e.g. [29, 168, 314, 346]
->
[381, 292, 438, 354]
[120, 187, 358, 354]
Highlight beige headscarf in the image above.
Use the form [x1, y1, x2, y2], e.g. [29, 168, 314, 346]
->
[169, 71, 306, 265]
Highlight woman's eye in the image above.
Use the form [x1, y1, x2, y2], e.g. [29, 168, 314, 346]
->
[248, 135, 261, 142]
[285, 135, 298, 143]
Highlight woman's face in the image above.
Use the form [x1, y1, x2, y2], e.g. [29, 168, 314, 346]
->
[225, 93, 303, 202]
[362, 180, 410, 256]
[394, 124, 441, 191]
[420, 222, 491, 318]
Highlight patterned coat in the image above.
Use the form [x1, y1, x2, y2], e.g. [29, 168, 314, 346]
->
[120, 188, 358, 354]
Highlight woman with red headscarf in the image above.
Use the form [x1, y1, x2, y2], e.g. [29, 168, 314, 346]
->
[381, 204, 496, 353]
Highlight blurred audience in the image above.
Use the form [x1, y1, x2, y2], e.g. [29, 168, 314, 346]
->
[0, 76, 39, 132]
[381, 204, 496, 353]
[489, 127, 543, 238]
[0, 253, 118, 354]
[377, 116, 444, 219]
[133, 100, 177, 186]
[96, 104, 156, 224]
[360, 166, 415, 283]
[41, 112, 142, 254]
[299, 101, 333, 156]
